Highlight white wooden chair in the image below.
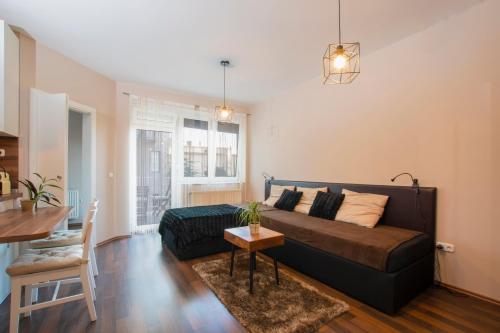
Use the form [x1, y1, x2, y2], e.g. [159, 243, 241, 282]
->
[7, 210, 97, 333]
[30, 200, 100, 277]
[25, 206, 99, 307]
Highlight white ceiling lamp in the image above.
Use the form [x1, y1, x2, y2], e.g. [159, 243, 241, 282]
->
[323, 0, 360, 84]
[215, 60, 234, 123]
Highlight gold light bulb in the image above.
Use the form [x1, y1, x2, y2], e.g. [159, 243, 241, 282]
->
[331, 45, 347, 70]
[333, 53, 347, 69]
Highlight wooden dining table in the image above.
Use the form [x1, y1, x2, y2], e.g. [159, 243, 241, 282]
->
[0, 206, 73, 243]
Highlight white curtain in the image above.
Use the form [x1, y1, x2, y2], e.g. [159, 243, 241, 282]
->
[128, 95, 246, 234]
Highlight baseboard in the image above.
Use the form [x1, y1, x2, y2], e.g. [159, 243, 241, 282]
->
[436, 281, 500, 306]
[96, 235, 131, 247]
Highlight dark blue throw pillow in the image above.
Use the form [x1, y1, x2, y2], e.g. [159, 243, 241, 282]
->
[274, 189, 303, 211]
[309, 191, 345, 220]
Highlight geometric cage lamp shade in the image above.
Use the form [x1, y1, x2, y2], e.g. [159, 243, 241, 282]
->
[215, 105, 234, 122]
[215, 60, 235, 123]
[323, 42, 360, 84]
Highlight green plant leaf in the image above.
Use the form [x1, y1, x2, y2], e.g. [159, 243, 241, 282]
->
[51, 197, 62, 204]
[18, 180, 29, 188]
[26, 179, 38, 195]
[45, 184, 63, 190]
[238, 201, 261, 226]
[39, 199, 59, 207]
[18, 180, 35, 200]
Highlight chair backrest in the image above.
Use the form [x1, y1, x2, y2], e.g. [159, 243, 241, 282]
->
[80, 200, 99, 251]
[91, 199, 99, 209]
[82, 200, 99, 227]
[82, 206, 97, 243]
[82, 217, 93, 261]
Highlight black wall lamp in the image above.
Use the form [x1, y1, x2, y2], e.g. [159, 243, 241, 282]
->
[262, 172, 274, 182]
[391, 172, 420, 194]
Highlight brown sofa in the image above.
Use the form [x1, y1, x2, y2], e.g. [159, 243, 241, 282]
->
[260, 179, 437, 314]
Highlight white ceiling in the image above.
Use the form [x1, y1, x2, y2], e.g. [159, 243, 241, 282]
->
[0, 0, 480, 104]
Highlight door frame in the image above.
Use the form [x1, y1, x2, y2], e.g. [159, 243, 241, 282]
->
[131, 126, 176, 233]
[68, 100, 97, 229]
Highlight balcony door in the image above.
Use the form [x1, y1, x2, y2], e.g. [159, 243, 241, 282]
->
[135, 129, 173, 232]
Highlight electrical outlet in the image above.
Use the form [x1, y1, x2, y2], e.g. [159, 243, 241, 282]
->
[0, 149, 5, 157]
[436, 242, 455, 253]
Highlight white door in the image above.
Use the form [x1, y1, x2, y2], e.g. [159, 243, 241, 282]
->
[29, 88, 69, 208]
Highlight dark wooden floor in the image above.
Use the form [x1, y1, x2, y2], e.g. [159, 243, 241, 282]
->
[1, 235, 499, 333]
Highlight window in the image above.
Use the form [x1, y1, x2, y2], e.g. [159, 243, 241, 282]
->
[215, 122, 239, 177]
[130, 96, 246, 234]
[183, 119, 208, 177]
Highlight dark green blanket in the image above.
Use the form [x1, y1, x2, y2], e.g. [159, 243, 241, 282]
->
[158, 204, 242, 249]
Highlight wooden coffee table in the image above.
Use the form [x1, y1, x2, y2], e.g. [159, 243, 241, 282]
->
[224, 226, 284, 293]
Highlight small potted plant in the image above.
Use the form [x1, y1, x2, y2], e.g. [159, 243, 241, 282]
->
[18, 173, 62, 212]
[238, 201, 261, 234]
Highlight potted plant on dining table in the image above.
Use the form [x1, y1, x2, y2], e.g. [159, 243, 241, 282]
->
[238, 201, 262, 234]
[18, 173, 62, 212]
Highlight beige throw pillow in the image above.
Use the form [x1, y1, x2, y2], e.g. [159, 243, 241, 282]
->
[294, 187, 328, 214]
[335, 189, 389, 228]
[262, 185, 294, 207]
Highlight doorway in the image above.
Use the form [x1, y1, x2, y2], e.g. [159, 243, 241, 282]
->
[135, 129, 173, 232]
[67, 103, 95, 228]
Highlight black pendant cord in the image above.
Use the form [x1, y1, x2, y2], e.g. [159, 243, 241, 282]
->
[338, 0, 342, 45]
[223, 65, 226, 107]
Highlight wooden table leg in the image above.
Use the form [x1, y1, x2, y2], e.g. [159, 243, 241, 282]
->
[249, 251, 255, 294]
[274, 257, 279, 285]
[253, 252, 257, 271]
[229, 245, 235, 276]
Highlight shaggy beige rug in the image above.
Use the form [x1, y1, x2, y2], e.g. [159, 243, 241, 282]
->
[192, 254, 349, 333]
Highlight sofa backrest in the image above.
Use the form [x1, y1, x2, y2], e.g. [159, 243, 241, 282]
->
[265, 179, 437, 242]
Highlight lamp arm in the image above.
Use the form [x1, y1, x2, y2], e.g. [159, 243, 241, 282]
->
[262, 172, 274, 182]
[390, 172, 420, 194]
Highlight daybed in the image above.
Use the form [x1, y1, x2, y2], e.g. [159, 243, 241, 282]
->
[261, 180, 436, 314]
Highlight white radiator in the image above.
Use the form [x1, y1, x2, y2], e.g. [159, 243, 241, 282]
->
[68, 190, 79, 219]
[189, 189, 242, 207]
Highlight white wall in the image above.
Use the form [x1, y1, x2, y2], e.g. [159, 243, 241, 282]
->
[248, 0, 500, 300]
[34, 43, 116, 243]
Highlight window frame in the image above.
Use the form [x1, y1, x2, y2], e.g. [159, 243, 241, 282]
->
[214, 122, 239, 179]
[182, 118, 210, 179]
[180, 115, 243, 184]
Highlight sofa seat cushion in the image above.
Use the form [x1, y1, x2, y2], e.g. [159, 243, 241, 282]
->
[30, 229, 82, 249]
[260, 209, 430, 272]
[6, 245, 84, 276]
